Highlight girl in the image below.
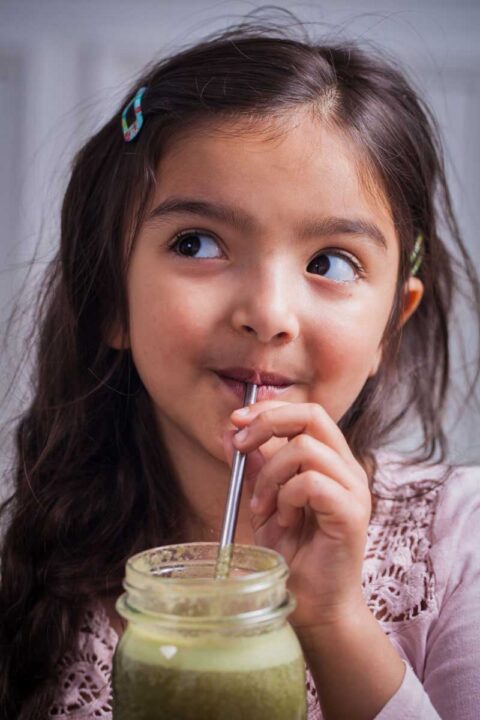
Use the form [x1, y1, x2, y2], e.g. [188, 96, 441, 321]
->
[1, 18, 480, 720]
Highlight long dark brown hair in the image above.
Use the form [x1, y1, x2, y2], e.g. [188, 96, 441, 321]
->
[1, 14, 479, 718]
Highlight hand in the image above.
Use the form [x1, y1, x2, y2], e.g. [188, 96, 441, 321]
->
[225, 400, 372, 636]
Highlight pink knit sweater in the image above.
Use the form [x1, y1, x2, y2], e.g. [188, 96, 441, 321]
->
[49, 452, 480, 718]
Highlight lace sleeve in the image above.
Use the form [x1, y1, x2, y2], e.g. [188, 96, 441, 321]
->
[49, 604, 115, 718]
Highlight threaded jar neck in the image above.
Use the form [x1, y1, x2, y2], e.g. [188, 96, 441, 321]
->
[118, 542, 294, 629]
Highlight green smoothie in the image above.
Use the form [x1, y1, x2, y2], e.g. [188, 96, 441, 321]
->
[112, 622, 306, 719]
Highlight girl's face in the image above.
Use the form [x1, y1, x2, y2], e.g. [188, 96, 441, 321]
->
[122, 112, 404, 465]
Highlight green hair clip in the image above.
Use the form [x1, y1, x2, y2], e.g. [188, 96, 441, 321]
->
[410, 233, 424, 276]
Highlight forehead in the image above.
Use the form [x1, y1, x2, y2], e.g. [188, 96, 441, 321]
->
[153, 111, 396, 249]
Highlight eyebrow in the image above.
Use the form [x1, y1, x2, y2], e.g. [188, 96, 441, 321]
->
[147, 197, 388, 251]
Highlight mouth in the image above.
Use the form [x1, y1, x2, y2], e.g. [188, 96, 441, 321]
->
[214, 366, 295, 401]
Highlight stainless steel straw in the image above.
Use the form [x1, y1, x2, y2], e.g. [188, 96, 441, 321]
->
[215, 382, 258, 578]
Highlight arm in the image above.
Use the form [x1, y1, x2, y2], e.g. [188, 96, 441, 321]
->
[230, 402, 410, 718]
[301, 464, 480, 720]
[417, 467, 480, 718]
[299, 604, 405, 720]
[299, 605, 441, 720]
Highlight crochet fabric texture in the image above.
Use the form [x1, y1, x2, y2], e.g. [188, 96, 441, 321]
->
[49, 456, 445, 719]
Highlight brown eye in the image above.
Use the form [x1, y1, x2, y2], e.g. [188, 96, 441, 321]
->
[171, 232, 222, 259]
[307, 252, 360, 282]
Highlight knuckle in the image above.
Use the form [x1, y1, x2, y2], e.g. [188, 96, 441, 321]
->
[303, 470, 321, 490]
[308, 402, 325, 422]
[257, 409, 273, 430]
[292, 434, 312, 452]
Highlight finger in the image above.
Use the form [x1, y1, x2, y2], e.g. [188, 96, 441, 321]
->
[231, 399, 289, 427]
[252, 434, 355, 516]
[232, 403, 360, 473]
[275, 484, 303, 529]
[276, 472, 352, 530]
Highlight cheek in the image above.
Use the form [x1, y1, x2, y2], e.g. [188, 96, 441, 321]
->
[307, 299, 389, 415]
[318, 320, 380, 374]
[127, 270, 219, 371]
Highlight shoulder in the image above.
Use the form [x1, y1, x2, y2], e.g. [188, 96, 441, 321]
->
[429, 462, 480, 597]
[373, 449, 480, 517]
[370, 449, 453, 528]
[372, 450, 480, 596]
[372, 449, 460, 491]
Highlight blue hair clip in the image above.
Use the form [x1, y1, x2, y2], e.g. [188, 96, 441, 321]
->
[122, 86, 147, 142]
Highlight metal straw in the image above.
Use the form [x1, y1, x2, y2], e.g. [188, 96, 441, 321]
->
[215, 382, 258, 578]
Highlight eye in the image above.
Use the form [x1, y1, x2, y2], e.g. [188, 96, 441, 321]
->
[307, 251, 362, 283]
[170, 231, 222, 259]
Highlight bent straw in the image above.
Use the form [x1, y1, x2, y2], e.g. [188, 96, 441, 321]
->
[215, 382, 258, 578]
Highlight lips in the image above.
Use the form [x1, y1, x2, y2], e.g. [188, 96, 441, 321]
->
[215, 366, 295, 387]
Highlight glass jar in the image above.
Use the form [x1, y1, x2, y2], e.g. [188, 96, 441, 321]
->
[112, 542, 307, 720]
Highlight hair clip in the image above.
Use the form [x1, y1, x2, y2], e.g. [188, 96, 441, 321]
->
[122, 86, 147, 142]
[410, 233, 424, 276]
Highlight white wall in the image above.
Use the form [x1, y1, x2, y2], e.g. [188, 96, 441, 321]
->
[1, 0, 480, 478]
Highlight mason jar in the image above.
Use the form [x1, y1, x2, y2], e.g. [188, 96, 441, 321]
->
[112, 542, 307, 719]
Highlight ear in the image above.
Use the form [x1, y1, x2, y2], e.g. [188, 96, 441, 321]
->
[368, 276, 424, 378]
[398, 276, 424, 329]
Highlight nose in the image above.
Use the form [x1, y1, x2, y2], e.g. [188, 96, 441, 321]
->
[229, 258, 300, 344]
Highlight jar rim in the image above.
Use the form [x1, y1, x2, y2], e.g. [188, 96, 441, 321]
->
[125, 542, 288, 592]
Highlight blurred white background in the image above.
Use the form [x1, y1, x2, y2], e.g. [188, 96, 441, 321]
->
[1, 0, 480, 483]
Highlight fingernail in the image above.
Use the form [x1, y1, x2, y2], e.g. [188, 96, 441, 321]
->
[235, 428, 249, 442]
[232, 407, 251, 417]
